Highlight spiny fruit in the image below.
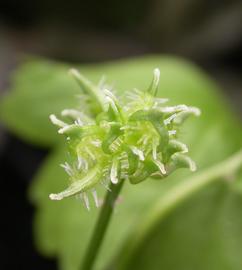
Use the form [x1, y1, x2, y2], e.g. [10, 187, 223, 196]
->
[49, 68, 200, 210]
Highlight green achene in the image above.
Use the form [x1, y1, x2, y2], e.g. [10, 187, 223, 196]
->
[49, 68, 200, 209]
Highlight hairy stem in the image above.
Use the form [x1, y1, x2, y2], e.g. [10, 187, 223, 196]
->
[81, 179, 125, 270]
[117, 149, 242, 269]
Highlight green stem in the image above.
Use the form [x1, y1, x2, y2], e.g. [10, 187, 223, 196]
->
[81, 179, 125, 270]
[117, 149, 242, 269]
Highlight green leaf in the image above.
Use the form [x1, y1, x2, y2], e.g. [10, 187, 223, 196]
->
[0, 60, 80, 146]
[119, 181, 242, 270]
[1, 56, 242, 270]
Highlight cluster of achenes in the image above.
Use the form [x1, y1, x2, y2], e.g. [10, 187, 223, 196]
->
[49, 68, 200, 209]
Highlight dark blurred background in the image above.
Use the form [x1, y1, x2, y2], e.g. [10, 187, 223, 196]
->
[0, 0, 242, 269]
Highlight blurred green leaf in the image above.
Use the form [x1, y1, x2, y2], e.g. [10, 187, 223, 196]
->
[0, 60, 80, 146]
[0, 56, 241, 270]
[119, 181, 242, 270]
